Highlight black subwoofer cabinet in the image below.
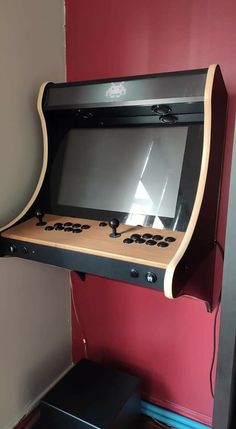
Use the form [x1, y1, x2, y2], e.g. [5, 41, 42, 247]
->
[39, 359, 140, 429]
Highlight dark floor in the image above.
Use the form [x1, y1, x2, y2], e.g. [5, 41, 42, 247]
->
[33, 415, 173, 429]
[139, 415, 174, 429]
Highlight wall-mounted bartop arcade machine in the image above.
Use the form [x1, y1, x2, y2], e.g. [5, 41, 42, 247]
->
[0, 65, 227, 311]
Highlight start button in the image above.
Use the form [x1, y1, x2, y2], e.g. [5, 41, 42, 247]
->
[145, 272, 157, 284]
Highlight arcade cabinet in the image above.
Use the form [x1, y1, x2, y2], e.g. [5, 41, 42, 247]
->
[0, 65, 227, 311]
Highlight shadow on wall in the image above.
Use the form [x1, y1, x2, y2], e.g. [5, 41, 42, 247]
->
[84, 349, 171, 406]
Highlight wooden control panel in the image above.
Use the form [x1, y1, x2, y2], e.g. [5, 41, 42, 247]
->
[1, 214, 184, 269]
[0, 214, 186, 294]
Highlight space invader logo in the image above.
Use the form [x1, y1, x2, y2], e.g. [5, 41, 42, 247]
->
[106, 82, 126, 98]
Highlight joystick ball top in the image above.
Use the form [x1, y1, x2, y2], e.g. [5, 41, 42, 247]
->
[109, 218, 120, 229]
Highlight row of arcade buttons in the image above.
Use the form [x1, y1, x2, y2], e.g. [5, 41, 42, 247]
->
[123, 233, 176, 248]
[45, 222, 91, 233]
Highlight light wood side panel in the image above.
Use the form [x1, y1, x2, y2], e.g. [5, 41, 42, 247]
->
[0, 82, 49, 233]
[164, 64, 217, 298]
[1, 214, 184, 269]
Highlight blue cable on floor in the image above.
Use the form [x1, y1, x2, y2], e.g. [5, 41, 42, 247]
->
[141, 401, 211, 429]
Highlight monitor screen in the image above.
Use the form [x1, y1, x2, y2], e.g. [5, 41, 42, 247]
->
[50, 126, 189, 227]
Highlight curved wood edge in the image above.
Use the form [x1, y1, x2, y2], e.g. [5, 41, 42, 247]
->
[163, 64, 217, 299]
[0, 82, 49, 233]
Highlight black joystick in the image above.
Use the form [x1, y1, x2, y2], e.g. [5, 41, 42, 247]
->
[35, 208, 47, 226]
[109, 218, 121, 238]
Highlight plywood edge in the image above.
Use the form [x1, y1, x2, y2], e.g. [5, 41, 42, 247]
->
[0, 82, 49, 233]
[2, 235, 170, 269]
[164, 64, 217, 298]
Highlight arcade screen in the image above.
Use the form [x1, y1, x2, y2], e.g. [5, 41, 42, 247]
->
[50, 125, 203, 229]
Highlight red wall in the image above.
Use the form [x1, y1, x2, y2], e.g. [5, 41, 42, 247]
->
[65, 0, 236, 425]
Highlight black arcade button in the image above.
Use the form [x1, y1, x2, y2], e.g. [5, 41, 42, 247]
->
[146, 239, 157, 246]
[55, 225, 64, 231]
[165, 236, 176, 242]
[99, 222, 108, 227]
[142, 233, 153, 239]
[123, 238, 134, 244]
[157, 241, 169, 248]
[153, 235, 163, 241]
[130, 234, 141, 240]
[45, 226, 54, 231]
[135, 238, 146, 244]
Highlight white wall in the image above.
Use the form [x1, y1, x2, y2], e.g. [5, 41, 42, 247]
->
[0, 260, 71, 429]
[0, 2, 72, 429]
[0, 0, 66, 228]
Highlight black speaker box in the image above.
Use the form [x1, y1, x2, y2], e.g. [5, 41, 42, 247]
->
[39, 359, 140, 429]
